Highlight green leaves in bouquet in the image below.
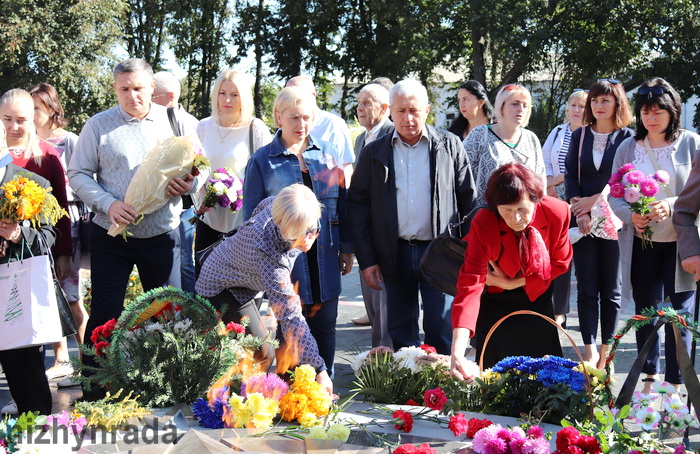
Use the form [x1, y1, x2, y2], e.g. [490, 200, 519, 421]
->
[77, 287, 274, 407]
[350, 349, 427, 404]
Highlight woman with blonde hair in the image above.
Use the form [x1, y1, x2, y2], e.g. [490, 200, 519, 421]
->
[463, 84, 545, 203]
[541, 88, 588, 327]
[194, 69, 272, 256]
[565, 79, 633, 367]
[242, 86, 353, 377]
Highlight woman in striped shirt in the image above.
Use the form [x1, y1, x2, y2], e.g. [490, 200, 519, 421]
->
[541, 89, 587, 326]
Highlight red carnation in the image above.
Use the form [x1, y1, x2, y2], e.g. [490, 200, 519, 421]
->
[94, 340, 110, 357]
[574, 435, 601, 453]
[404, 399, 420, 406]
[448, 413, 468, 437]
[417, 444, 436, 454]
[174, 305, 183, 311]
[392, 410, 414, 433]
[556, 426, 581, 451]
[423, 387, 447, 411]
[419, 344, 437, 354]
[466, 418, 493, 438]
[226, 322, 245, 334]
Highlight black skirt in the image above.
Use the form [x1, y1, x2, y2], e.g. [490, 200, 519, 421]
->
[475, 285, 562, 369]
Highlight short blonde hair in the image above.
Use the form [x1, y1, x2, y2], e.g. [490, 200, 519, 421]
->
[564, 90, 588, 123]
[0, 88, 43, 163]
[494, 84, 532, 127]
[272, 184, 322, 241]
[210, 69, 254, 127]
[273, 87, 317, 128]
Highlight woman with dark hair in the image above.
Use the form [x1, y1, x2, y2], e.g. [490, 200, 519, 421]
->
[565, 79, 633, 368]
[448, 80, 494, 139]
[450, 163, 572, 377]
[609, 77, 698, 394]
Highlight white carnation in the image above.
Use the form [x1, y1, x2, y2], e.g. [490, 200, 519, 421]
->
[226, 187, 239, 202]
[229, 177, 243, 192]
[212, 181, 227, 196]
[393, 346, 424, 373]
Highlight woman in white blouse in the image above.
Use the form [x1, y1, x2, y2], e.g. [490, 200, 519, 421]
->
[540, 89, 587, 327]
[609, 78, 698, 394]
[194, 69, 272, 254]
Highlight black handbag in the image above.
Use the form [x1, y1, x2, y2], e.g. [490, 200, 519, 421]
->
[53, 270, 78, 337]
[419, 205, 486, 296]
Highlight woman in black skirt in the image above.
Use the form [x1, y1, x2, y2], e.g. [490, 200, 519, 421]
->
[450, 163, 573, 378]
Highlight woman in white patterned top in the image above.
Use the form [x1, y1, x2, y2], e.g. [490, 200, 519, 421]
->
[609, 78, 698, 395]
[541, 89, 588, 327]
[462, 84, 546, 203]
[564, 79, 633, 368]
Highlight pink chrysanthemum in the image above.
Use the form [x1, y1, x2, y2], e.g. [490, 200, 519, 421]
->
[623, 170, 645, 185]
[472, 424, 503, 452]
[639, 178, 659, 197]
[483, 438, 508, 454]
[654, 169, 671, 184]
[619, 163, 635, 174]
[610, 182, 625, 198]
[624, 186, 641, 203]
[527, 425, 544, 439]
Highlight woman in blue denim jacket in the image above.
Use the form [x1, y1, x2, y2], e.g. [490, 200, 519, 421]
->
[243, 86, 354, 375]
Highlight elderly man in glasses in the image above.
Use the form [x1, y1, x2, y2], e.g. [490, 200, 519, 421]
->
[348, 79, 477, 355]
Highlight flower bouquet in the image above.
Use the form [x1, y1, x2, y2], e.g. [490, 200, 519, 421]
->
[190, 167, 243, 224]
[108, 135, 208, 238]
[608, 163, 669, 249]
[0, 174, 67, 229]
[77, 287, 274, 407]
[569, 185, 622, 244]
[351, 345, 480, 407]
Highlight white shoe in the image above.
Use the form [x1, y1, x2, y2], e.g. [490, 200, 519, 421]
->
[46, 363, 74, 380]
[57, 376, 81, 388]
[1, 400, 17, 414]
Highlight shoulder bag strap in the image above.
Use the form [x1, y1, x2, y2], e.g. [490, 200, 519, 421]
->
[248, 119, 256, 157]
[578, 126, 586, 184]
[167, 107, 183, 137]
[643, 137, 673, 198]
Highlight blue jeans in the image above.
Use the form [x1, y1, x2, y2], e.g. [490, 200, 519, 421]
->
[631, 237, 694, 383]
[179, 207, 196, 293]
[303, 297, 338, 377]
[384, 240, 453, 355]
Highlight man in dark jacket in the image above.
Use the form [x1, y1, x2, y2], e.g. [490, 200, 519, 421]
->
[348, 79, 476, 355]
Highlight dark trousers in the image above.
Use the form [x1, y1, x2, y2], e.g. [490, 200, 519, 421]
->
[0, 346, 52, 414]
[631, 237, 694, 383]
[83, 226, 181, 371]
[194, 220, 224, 279]
[574, 235, 621, 345]
[179, 208, 196, 293]
[552, 266, 572, 316]
[206, 290, 275, 370]
[302, 297, 338, 376]
[384, 240, 453, 355]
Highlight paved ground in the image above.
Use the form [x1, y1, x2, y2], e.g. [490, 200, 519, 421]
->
[2, 261, 700, 447]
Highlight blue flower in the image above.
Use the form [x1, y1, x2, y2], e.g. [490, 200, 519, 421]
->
[192, 398, 226, 429]
[492, 356, 531, 373]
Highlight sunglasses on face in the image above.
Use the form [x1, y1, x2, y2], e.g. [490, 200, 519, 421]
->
[638, 85, 667, 96]
[597, 78, 621, 85]
[303, 221, 322, 238]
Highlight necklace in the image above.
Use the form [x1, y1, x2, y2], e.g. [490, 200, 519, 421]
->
[216, 123, 235, 144]
[9, 148, 23, 157]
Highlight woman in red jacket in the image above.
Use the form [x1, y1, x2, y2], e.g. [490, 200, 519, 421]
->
[450, 163, 573, 378]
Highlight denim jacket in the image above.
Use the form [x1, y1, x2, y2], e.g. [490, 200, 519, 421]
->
[243, 131, 352, 304]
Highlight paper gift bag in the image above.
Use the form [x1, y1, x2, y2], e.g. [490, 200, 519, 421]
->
[0, 255, 63, 350]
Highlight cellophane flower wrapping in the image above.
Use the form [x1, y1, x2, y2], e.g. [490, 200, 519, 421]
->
[107, 135, 202, 237]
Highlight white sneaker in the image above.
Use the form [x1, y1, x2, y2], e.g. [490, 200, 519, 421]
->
[57, 376, 81, 388]
[1, 400, 17, 414]
[45, 363, 74, 380]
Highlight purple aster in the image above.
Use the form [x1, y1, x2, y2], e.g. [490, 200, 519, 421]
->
[483, 438, 508, 454]
[218, 193, 231, 207]
[618, 163, 635, 174]
[654, 170, 670, 184]
[639, 178, 659, 197]
[610, 182, 625, 198]
[609, 172, 622, 185]
[623, 170, 645, 185]
[624, 186, 641, 203]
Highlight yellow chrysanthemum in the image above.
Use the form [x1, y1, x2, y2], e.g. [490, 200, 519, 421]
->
[0, 175, 67, 228]
[293, 365, 316, 385]
[228, 394, 250, 428]
[280, 392, 309, 422]
[298, 412, 318, 428]
[245, 393, 279, 429]
[326, 423, 350, 442]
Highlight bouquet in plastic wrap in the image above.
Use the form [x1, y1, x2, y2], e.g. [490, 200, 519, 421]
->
[108, 135, 208, 237]
[190, 167, 243, 224]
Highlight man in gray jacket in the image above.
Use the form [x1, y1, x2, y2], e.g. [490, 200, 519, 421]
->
[348, 79, 476, 355]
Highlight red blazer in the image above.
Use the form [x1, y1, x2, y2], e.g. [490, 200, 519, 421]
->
[451, 196, 572, 335]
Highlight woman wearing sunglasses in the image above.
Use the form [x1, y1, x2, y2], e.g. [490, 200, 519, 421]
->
[196, 184, 333, 393]
[241, 87, 353, 378]
[463, 84, 546, 203]
[565, 79, 633, 368]
[610, 78, 698, 395]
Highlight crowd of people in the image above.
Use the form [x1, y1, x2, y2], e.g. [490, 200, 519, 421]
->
[2, 56, 700, 415]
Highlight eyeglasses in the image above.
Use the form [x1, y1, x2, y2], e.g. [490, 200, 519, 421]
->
[303, 221, 322, 239]
[597, 78, 621, 85]
[638, 86, 667, 96]
[572, 88, 589, 93]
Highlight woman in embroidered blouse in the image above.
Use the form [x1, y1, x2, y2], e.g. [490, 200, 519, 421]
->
[196, 184, 333, 394]
[450, 163, 572, 378]
[609, 78, 698, 394]
[448, 80, 494, 139]
[565, 79, 633, 368]
[463, 84, 546, 203]
[541, 89, 588, 328]
[193, 69, 272, 255]
[28, 82, 89, 382]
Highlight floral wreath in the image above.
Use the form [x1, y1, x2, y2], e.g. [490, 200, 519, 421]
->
[600, 306, 700, 408]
